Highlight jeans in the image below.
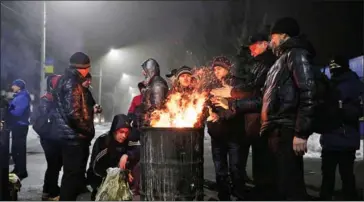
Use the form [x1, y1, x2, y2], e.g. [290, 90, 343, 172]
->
[11, 125, 28, 175]
[40, 139, 62, 197]
[60, 141, 90, 201]
[211, 137, 244, 200]
[320, 150, 358, 200]
[267, 126, 308, 200]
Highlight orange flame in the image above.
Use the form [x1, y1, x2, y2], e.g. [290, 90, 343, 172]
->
[150, 91, 207, 128]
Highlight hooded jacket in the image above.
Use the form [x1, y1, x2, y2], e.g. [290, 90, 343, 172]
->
[53, 68, 95, 143]
[320, 70, 364, 151]
[141, 58, 168, 113]
[87, 114, 140, 190]
[260, 36, 316, 138]
[9, 89, 31, 127]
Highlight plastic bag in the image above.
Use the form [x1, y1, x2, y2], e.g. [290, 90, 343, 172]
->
[95, 167, 133, 201]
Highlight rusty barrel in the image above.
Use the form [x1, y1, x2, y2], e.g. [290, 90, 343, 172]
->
[140, 127, 204, 201]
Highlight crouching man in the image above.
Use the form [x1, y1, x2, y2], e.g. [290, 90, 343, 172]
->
[87, 114, 140, 201]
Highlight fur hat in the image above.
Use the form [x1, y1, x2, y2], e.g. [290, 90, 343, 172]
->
[271, 17, 300, 37]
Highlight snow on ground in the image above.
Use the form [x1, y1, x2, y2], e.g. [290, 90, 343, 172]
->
[22, 123, 364, 160]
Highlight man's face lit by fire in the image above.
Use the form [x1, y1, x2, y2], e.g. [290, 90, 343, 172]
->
[114, 128, 130, 143]
[249, 41, 268, 57]
[269, 33, 289, 54]
[213, 66, 229, 81]
[178, 73, 192, 88]
[11, 85, 21, 93]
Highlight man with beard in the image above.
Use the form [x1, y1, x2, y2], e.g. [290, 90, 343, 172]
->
[140, 58, 168, 125]
[213, 18, 316, 200]
[211, 32, 276, 198]
[53, 52, 96, 201]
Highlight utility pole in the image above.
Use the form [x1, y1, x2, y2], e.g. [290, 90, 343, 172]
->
[40, 1, 47, 96]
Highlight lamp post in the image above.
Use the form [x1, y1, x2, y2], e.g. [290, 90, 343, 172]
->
[40, 1, 47, 96]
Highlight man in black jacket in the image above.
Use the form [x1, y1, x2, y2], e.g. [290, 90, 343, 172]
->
[140, 58, 168, 125]
[87, 114, 140, 200]
[214, 18, 316, 200]
[53, 52, 96, 201]
[213, 33, 276, 197]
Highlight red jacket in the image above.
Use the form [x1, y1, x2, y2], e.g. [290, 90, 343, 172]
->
[128, 94, 142, 114]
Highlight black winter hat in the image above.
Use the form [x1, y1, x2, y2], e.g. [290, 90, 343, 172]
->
[248, 33, 269, 45]
[166, 69, 177, 78]
[329, 55, 350, 70]
[271, 17, 300, 37]
[175, 66, 192, 78]
[69, 52, 91, 69]
[212, 56, 232, 69]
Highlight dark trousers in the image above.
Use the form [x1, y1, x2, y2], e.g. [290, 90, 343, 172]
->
[40, 139, 62, 197]
[267, 126, 307, 200]
[60, 141, 90, 201]
[211, 138, 244, 200]
[11, 125, 28, 175]
[320, 150, 358, 200]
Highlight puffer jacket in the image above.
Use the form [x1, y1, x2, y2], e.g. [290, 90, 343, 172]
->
[320, 70, 364, 151]
[260, 36, 317, 138]
[53, 68, 95, 143]
[207, 75, 246, 139]
[141, 58, 168, 116]
[231, 50, 276, 137]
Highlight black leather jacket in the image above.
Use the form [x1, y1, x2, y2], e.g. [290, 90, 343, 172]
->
[231, 50, 276, 136]
[141, 59, 168, 113]
[232, 36, 316, 139]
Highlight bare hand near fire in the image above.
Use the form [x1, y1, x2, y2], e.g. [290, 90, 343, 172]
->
[210, 84, 233, 98]
[207, 107, 219, 122]
[293, 136, 307, 156]
[211, 96, 229, 110]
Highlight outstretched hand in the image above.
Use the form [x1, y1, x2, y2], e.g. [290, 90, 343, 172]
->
[207, 106, 219, 123]
[210, 85, 233, 98]
[211, 96, 229, 110]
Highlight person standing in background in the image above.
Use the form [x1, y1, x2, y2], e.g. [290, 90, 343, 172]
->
[9, 79, 31, 180]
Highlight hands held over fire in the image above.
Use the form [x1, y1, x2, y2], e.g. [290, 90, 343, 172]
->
[207, 106, 219, 122]
[210, 96, 229, 110]
[210, 84, 233, 98]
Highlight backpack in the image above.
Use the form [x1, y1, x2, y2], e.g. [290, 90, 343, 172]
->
[32, 94, 55, 138]
[33, 75, 63, 138]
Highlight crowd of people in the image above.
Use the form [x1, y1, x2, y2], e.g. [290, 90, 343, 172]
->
[5, 16, 363, 201]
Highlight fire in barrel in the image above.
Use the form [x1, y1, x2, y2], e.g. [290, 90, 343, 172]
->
[140, 91, 207, 201]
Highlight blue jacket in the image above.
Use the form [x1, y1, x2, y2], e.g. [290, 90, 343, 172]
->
[9, 90, 31, 127]
[321, 71, 364, 151]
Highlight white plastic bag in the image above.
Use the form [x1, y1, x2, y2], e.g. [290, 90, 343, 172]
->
[95, 167, 133, 201]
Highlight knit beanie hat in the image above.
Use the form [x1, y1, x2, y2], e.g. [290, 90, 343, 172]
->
[211, 56, 232, 69]
[12, 79, 26, 90]
[175, 66, 192, 78]
[69, 52, 91, 69]
[271, 17, 300, 37]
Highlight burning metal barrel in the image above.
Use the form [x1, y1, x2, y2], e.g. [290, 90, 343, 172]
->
[140, 127, 204, 201]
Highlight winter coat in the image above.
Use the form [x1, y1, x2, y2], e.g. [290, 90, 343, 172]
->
[207, 75, 246, 140]
[128, 94, 142, 114]
[320, 71, 364, 151]
[8, 90, 31, 127]
[86, 114, 140, 190]
[231, 50, 276, 137]
[258, 36, 316, 138]
[141, 59, 169, 113]
[53, 68, 95, 143]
